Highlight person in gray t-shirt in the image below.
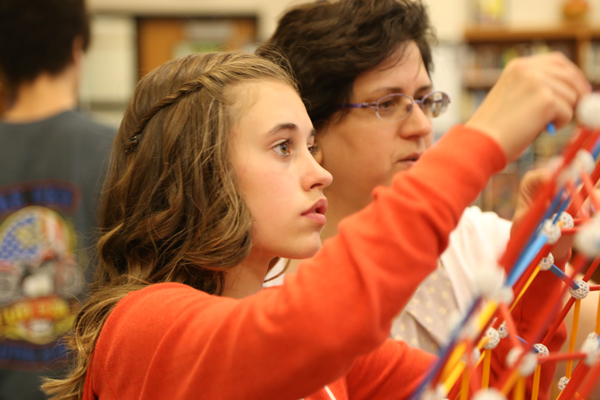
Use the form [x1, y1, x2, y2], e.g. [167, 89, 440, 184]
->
[0, 1, 115, 398]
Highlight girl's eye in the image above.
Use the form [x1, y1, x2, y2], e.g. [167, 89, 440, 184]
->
[274, 140, 292, 156]
[309, 145, 320, 157]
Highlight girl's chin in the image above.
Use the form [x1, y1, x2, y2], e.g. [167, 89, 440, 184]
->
[281, 242, 322, 261]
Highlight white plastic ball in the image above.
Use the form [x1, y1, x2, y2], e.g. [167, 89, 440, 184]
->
[484, 327, 501, 350]
[498, 322, 509, 339]
[472, 265, 506, 300]
[569, 280, 590, 300]
[539, 253, 554, 271]
[577, 93, 600, 129]
[534, 343, 549, 362]
[583, 332, 599, 346]
[573, 149, 596, 175]
[573, 224, 600, 259]
[557, 150, 595, 187]
[574, 217, 600, 258]
[557, 155, 578, 187]
[472, 388, 507, 400]
[498, 287, 514, 305]
[555, 212, 575, 229]
[506, 347, 538, 376]
[558, 376, 570, 391]
[582, 332, 600, 366]
[420, 385, 447, 400]
[541, 220, 562, 245]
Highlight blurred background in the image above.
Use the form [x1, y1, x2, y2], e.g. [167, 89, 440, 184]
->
[3, 0, 600, 217]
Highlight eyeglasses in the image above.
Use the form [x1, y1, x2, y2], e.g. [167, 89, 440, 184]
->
[338, 91, 451, 121]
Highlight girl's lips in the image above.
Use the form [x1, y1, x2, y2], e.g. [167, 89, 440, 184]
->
[303, 212, 327, 225]
[302, 198, 328, 225]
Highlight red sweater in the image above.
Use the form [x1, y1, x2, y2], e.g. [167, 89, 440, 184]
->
[84, 126, 564, 400]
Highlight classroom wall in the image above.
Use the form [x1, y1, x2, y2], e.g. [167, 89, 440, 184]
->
[89, 0, 600, 42]
[87, 0, 293, 41]
[83, 0, 599, 128]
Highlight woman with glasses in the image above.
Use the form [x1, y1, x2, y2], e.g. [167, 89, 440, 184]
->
[259, 0, 576, 397]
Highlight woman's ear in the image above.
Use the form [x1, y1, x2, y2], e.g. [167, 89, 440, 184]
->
[314, 137, 324, 165]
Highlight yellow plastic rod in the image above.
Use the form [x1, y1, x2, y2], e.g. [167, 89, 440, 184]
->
[566, 299, 581, 379]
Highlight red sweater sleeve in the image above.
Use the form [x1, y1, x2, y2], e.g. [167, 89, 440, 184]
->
[89, 126, 506, 400]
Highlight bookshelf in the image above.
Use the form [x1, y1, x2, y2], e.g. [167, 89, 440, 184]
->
[462, 25, 599, 218]
[463, 25, 591, 91]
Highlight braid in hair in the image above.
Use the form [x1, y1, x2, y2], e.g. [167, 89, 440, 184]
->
[125, 78, 207, 155]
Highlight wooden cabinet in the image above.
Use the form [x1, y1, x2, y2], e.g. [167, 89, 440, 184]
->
[80, 15, 257, 126]
[137, 17, 257, 79]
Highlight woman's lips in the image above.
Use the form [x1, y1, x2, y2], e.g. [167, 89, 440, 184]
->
[396, 152, 422, 168]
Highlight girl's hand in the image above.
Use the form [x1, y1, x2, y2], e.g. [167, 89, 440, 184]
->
[466, 53, 590, 162]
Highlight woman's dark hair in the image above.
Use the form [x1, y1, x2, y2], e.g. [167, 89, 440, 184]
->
[0, 0, 91, 92]
[257, 0, 436, 130]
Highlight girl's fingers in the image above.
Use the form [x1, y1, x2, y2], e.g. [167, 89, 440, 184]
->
[543, 63, 590, 104]
[550, 95, 575, 129]
[543, 77, 578, 111]
[544, 53, 590, 96]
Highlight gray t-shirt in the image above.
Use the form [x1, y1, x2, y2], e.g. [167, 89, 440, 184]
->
[0, 109, 114, 399]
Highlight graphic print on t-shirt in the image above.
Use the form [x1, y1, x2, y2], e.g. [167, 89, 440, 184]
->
[0, 181, 84, 370]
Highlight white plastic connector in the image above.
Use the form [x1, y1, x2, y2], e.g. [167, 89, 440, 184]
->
[558, 376, 570, 391]
[420, 384, 447, 400]
[472, 265, 507, 302]
[541, 220, 562, 245]
[534, 343, 549, 363]
[582, 332, 600, 366]
[483, 327, 501, 350]
[569, 280, 590, 300]
[574, 216, 600, 258]
[539, 253, 554, 271]
[573, 149, 596, 175]
[472, 265, 505, 296]
[506, 347, 538, 376]
[498, 321, 509, 339]
[557, 149, 596, 187]
[498, 287, 514, 305]
[577, 93, 600, 129]
[472, 388, 507, 400]
[554, 212, 575, 229]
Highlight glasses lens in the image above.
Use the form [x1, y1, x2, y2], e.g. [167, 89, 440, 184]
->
[376, 94, 413, 121]
[421, 91, 450, 118]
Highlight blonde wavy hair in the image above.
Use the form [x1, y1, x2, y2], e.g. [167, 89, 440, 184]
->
[42, 51, 297, 400]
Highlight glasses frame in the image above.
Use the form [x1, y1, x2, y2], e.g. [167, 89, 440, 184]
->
[338, 90, 451, 121]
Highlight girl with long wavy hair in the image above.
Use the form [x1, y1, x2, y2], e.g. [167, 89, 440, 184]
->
[42, 50, 586, 400]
